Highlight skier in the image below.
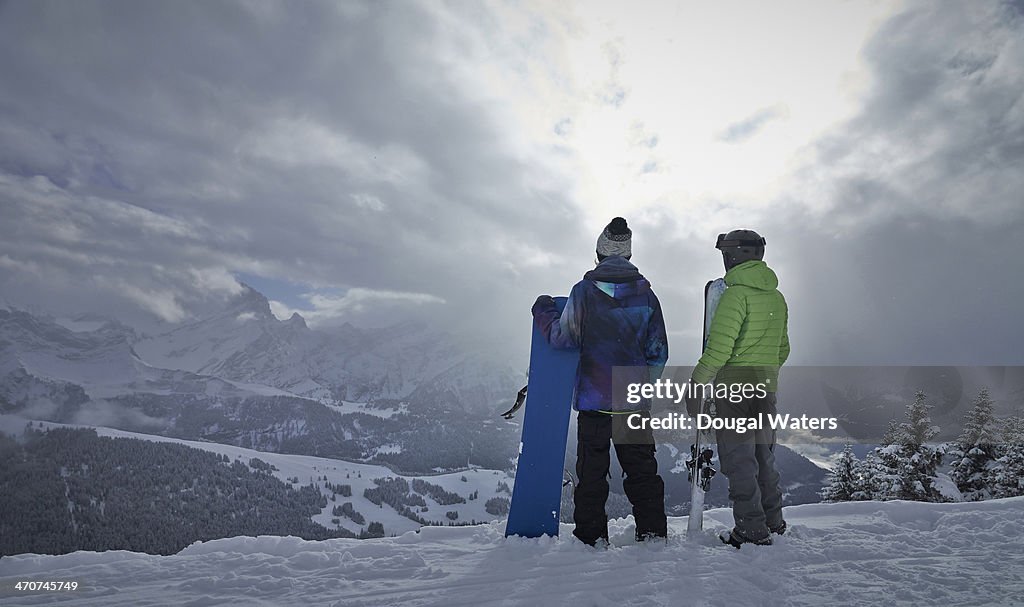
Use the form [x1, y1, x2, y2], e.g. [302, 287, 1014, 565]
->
[686, 229, 790, 548]
[532, 217, 669, 546]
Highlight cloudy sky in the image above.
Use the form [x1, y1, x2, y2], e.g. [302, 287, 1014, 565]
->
[1, 0, 1022, 366]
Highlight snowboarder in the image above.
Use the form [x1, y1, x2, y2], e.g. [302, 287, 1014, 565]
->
[686, 229, 790, 548]
[532, 217, 669, 546]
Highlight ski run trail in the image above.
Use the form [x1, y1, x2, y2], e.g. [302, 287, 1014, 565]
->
[2, 497, 1022, 606]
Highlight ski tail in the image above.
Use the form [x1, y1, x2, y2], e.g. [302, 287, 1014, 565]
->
[686, 464, 705, 534]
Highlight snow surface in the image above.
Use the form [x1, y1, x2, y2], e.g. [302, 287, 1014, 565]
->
[52, 318, 108, 333]
[2, 498, 1022, 606]
[324, 401, 407, 420]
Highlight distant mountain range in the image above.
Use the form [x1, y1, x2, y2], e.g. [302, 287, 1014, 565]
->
[0, 286, 526, 472]
[0, 288, 827, 506]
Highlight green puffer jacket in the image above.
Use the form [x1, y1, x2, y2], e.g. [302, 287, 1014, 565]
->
[692, 260, 790, 391]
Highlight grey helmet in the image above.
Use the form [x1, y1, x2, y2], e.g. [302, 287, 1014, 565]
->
[716, 229, 766, 271]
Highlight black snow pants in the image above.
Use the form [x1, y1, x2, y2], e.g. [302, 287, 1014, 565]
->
[573, 410, 667, 545]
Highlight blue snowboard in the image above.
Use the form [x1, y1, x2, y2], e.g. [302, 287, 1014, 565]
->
[505, 296, 580, 538]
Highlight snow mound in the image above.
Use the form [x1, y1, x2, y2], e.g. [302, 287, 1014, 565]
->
[2, 498, 1022, 606]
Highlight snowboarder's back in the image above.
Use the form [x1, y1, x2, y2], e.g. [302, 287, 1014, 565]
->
[689, 229, 790, 548]
[532, 217, 668, 546]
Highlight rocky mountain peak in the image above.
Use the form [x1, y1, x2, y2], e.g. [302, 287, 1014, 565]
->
[227, 283, 275, 320]
[285, 312, 307, 329]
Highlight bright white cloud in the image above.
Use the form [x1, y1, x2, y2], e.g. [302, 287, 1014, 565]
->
[351, 193, 385, 212]
[271, 288, 445, 326]
[188, 267, 245, 298]
[103, 279, 186, 324]
[518, 0, 901, 233]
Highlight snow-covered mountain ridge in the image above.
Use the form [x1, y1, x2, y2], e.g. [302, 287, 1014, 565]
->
[0, 289, 526, 472]
[2, 285, 523, 412]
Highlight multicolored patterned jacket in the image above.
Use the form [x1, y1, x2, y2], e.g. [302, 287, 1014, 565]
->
[532, 256, 668, 412]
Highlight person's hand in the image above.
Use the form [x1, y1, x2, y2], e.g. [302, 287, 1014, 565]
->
[531, 295, 555, 315]
[684, 380, 703, 417]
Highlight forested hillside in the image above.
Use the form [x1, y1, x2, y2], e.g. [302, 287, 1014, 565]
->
[0, 426, 354, 556]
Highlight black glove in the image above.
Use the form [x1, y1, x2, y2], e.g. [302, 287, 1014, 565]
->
[531, 295, 555, 316]
[684, 380, 702, 418]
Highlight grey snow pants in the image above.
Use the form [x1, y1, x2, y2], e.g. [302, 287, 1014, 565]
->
[715, 392, 785, 541]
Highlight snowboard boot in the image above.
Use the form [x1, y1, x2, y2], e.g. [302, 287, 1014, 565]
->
[768, 520, 787, 536]
[719, 528, 772, 549]
[573, 528, 610, 548]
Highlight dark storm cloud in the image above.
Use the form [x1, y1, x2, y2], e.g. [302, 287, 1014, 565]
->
[0, 0, 588, 337]
[769, 0, 1024, 365]
[809, 0, 1024, 226]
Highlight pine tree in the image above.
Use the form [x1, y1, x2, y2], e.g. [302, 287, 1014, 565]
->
[873, 419, 907, 501]
[857, 451, 889, 500]
[991, 417, 1024, 498]
[881, 418, 904, 446]
[871, 391, 946, 502]
[949, 388, 999, 500]
[821, 444, 860, 502]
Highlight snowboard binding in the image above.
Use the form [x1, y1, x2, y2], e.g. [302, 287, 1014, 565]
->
[686, 443, 716, 492]
[500, 384, 529, 419]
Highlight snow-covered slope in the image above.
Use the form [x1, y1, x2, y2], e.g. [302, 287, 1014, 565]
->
[2, 497, 1021, 606]
[0, 415, 514, 536]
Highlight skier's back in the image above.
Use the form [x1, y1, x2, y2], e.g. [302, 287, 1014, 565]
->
[532, 217, 669, 546]
[690, 229, 790, 547]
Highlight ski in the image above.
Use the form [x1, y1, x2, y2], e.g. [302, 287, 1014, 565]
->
[687, 278, 726, 537]
[500, 385, 529, 419]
